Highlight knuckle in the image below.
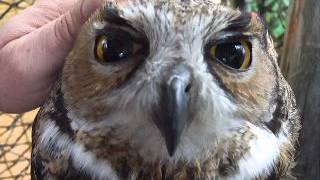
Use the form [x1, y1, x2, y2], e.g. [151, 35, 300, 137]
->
[54, 13, 77, 44]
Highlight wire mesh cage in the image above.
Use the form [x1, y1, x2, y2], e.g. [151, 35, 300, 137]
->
[0, 1, 36, 179]
[0, 112, 37, 180]
[0, 0, 34, 24]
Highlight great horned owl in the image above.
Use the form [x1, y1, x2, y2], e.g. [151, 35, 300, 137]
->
[31, 0, 300, 179]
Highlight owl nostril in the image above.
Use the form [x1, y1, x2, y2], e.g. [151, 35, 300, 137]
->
[185, 83, 191, 93]
[167, 64, 192, 94]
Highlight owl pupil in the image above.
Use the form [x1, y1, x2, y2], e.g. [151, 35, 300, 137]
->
[215, 42, 245, 69]
[103, 37, 132, 62]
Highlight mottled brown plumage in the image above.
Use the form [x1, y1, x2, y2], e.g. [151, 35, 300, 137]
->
[31, 1, 300, 179]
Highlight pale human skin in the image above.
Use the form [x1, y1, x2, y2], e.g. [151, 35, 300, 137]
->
[0, 0, 103, 113]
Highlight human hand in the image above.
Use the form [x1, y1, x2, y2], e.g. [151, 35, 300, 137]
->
[0, 0, 102, 113]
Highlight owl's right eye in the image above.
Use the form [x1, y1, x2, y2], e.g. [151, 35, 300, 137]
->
[94, 33, 143, 63]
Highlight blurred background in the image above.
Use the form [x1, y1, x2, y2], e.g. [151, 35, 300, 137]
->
[1, 0, 319, 179]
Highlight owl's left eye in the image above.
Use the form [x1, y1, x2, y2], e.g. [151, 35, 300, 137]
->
[94, 32, 143, 63]
[208, 40, 252, 70]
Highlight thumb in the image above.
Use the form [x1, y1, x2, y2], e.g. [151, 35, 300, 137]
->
[51, 0, 102, 47]
[35, 0, 102, 71]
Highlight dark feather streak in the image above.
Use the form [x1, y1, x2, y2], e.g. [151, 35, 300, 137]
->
[223, 13, 252, 32]
[49, 86, 75, 138]
[103, 7, 132, 28]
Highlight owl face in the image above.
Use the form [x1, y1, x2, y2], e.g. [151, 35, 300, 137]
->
[62, 0, 282, 166]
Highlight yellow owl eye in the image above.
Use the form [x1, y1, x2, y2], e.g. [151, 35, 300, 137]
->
[209, 40, 251, 70]
[94, 33, 143, 63]
[96, 35, 107, 60]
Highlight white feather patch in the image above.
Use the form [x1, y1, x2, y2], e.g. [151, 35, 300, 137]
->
[40, 121, 119, 180]
[232, 122, 286, 179]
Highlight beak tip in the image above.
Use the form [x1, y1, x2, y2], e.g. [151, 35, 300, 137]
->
[168, 150, 175, 157]
[165, 135, 179, 157]
[167, 145, 177, 157]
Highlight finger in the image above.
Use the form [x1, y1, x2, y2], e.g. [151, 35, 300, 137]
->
[1, 0, 103, 90]
[32, 0, 102, 71]
[0, 0, 102, 112]
[0, 0, 78, 48]
[46, 0, 102, 49]
[34, 0, 78, 12]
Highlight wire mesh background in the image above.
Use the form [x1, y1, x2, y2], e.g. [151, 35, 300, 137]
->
[0, 1, 36, 179]
[0, 111, 37, 180]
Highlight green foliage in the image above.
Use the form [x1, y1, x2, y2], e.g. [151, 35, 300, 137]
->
[246, 0, 291, 47]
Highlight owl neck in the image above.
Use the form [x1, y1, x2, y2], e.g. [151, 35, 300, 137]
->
[42, 79, 287, 179]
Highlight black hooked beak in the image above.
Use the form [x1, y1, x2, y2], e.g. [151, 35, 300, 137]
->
[155, 64, 192, 156]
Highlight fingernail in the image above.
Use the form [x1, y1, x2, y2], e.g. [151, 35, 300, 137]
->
[82, 0, 103, 19]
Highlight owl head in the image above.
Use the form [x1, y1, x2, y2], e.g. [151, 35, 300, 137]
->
[60, 0, 298, 175]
